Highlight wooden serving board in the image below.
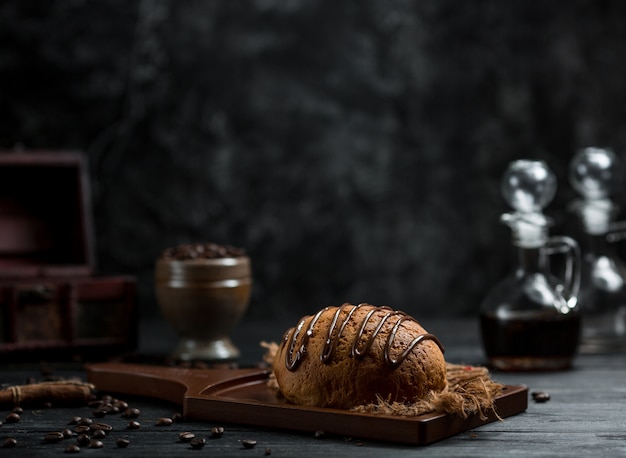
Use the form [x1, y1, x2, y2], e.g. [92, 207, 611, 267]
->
[85, 362, 527, 445]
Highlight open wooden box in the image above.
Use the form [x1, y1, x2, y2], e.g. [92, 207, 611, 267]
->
[0, 151, 137, 360]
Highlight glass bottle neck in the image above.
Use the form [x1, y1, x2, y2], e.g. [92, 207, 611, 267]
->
[512, 245, 547, 274]
[582, 233, 611, 259]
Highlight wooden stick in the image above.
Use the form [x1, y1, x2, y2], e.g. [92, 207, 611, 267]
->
[0, 381, 94, 408]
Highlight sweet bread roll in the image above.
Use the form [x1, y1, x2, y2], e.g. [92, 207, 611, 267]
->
[272, 303, 447, 409]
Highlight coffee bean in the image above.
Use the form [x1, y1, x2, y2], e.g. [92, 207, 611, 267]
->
[68, 416, 82, 425]
[179, 432, 195, 442]
[171, 412, 183, 422]
[3, 438, 17, 448]
[189, 437, 206, 449]
[265, 447, 272, 455]
[314, 430, 325, 439]
[44, 431, 65, 443]
[92, 429, 106, 439]
[64, 444, 80, 454]
[122, 408, 141, 419]
[127, 420, 141, 430]
[532, 391, 551, 403]
[88, 439, 104, 449]
[77, 434, 91, 447]
[42, 401, 53, 409]
[90, 422, 113, 432]
[74, 425, 90, 434]
[77, 418, 93, 426]
[62, 428, 74, 438]
[5, 413, 20, 423]
[210, 426, 225, 438]
[242, 439, 257, 449]
[101, 403, 119, 414]
[114, 400, 129, 411]
[93, 409, 107, 418]
[116, 438, 130, 448]
[156, 417, 173, 426]
[11, 407, 23, 415]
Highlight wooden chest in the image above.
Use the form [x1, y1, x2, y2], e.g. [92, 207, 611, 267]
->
[0, 151, 137, 361]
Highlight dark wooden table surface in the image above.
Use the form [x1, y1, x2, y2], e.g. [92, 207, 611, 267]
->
[1, 314, 625, 457]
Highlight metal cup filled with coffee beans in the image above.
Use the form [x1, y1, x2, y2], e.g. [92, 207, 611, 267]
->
[155, 242, 251, 361]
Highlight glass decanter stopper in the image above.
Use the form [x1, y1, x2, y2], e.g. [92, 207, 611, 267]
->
[569, 147, 626, 353]
[480, 159, 581, 371]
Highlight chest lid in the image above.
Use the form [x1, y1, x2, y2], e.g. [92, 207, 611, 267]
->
[0, 151, 95, 278]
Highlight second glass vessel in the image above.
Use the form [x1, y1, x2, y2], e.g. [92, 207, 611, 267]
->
[569, 147, 626, 353]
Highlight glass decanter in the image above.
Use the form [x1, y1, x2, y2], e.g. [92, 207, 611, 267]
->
[569, 147, 626, 353]
[480, 159, 581, 371]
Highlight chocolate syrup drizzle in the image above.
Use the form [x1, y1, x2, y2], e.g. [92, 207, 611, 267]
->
[282, 303, 444, 371]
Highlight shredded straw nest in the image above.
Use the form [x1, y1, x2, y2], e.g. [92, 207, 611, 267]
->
[260, 341, 504, 420]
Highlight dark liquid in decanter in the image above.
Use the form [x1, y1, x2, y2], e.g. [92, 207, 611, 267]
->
[480, 312, 581, 371]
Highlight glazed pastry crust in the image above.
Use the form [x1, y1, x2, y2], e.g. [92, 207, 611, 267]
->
[273, 303, 447, 409]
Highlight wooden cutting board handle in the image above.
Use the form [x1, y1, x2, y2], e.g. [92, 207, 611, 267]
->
[85, 362, 268, 405]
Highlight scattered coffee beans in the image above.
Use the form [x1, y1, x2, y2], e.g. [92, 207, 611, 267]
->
[179, 432, 195, 442]
[3, 438, 17, 448]
[114, 400, 129, 411]
[242, 439, 257, 449]
[5, 412, 20, 423]
[116, 438, 130, 448]
[0, 388, 270, 454]
[44, 431, 65, 443]
[127, 420, 141, 430]
[90, 422, 113, 432]
[92, 429, 106, 439]
[77, 434, 91, 447]
[211, 426, 225, 438]
[77, 418, 93, 426]
[103, 403, 119, 414]
[189, 437, 206, 449]
[156, 417, 173, 426]
[122, 408, 141, 419]
[532, 391, 551, 403]
[88, 439, 104, 449]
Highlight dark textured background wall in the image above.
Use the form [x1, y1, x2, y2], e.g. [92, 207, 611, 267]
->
[2, 0, 626, 322]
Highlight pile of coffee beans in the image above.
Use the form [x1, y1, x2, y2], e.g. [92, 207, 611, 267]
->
[160, 242, 246, 260]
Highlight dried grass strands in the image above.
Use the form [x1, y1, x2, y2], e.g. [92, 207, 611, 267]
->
[261, 341, 504, 419]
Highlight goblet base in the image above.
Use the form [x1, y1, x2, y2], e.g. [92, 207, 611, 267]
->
[172, 337, 240, 362]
